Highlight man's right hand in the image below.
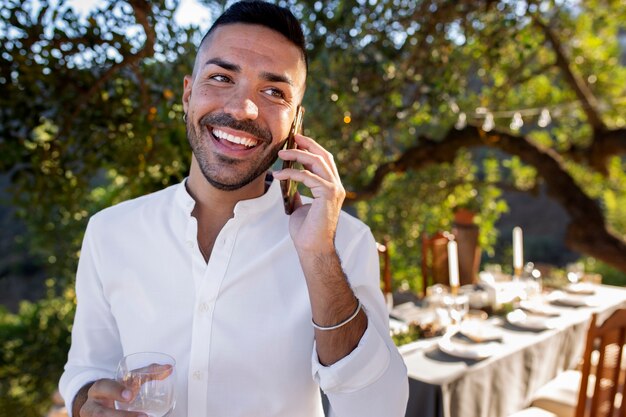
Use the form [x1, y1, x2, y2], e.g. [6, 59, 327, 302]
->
[72, 379, 147, 417]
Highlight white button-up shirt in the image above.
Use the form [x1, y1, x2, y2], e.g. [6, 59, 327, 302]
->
[59, 178, 408, 416]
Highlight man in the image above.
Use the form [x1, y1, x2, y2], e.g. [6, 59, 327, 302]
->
[59, 1, 409, 416]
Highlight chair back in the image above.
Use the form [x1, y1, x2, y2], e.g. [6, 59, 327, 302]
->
[576, 309, 626, 417]
[420, 232, 453, 296]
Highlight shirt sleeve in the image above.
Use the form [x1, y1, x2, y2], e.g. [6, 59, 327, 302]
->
[311, 226, 409, 417]
[58, 217, 123, 416]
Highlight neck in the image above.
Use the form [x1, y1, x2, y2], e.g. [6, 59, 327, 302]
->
[186, 157, 268, 262]
[186, 156, 267, 216]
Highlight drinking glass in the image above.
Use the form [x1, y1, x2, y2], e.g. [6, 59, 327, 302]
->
[444, 294, 469, 325]
[115, 352, 176, 417]
[566, 262, 585, 284]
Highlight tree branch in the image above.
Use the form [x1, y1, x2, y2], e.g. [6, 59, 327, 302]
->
[346, 124, 626, 273]
[533, 17, 605, 129]
[55, 0, 156, 140]
[557, 128, 626, 175]
[587, 128, 626, 173]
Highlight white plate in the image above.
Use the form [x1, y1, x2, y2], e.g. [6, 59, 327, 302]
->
[565, 283, 595, 295]
[437, 333, 501, 359]
[390, 302, 435, 324]
[506, 309, 556, 330]
[459, 320, 503, 343]
[519, 300, 560, 317]
[548, 291, 597, 307]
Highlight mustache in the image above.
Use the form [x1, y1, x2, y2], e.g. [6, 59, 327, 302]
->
[199, 113, 272, 143]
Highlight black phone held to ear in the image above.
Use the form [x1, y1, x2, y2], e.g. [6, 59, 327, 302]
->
[280, 106, 305, 215]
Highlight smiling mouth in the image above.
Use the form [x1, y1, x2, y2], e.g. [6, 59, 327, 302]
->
[211, 127, 260, 148]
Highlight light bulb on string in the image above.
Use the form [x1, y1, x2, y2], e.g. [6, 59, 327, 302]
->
[482, 112, 495, 132]
[455, 112, 467, 130]
[538, 108, 551, 127]
[510, 112, 523, 131]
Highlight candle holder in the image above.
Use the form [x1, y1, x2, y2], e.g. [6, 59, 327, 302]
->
[450, 285, 459, 296]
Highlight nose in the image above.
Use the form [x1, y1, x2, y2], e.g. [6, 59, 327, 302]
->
[223, 89, 259, 121]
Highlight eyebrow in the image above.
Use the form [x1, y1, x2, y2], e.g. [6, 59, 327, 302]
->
[260, 71, 293, 86]
[203, 58, 293, 86]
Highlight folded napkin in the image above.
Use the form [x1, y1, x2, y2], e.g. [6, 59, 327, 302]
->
[457, 321, 504, 343]
[507, 309, 556, 330]
[439, 333, 502, 359]
[565, 283, 595, 295]
[519, 301, 560, 317]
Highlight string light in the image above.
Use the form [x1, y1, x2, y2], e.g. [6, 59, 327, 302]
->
[538, 108, 551, 127]
[449, 96, 626, 130]
[482, 112, 495, 132]
[449, 101, 578, 131]
[454, 112, 467, 130]
[509, 112, 523, 131]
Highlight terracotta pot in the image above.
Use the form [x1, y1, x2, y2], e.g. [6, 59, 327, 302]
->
[453, 208, 476, 225]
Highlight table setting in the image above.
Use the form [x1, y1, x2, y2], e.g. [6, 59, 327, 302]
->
[395, 226, 626, 417]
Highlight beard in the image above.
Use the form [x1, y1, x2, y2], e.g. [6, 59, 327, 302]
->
[186, 112, 285, 191]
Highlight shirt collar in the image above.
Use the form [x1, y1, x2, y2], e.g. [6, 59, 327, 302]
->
[175, 177, 196, 215]
[233, 173, 281, 217]
[174, 174, 283, 218]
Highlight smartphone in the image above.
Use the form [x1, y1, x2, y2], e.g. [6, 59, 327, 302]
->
[280, 105, 305, 215]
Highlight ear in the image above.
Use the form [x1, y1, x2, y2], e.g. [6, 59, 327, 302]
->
[182, 75, 193, 115]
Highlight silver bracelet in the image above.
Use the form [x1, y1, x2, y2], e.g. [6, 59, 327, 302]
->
[311, 299, 362, 331]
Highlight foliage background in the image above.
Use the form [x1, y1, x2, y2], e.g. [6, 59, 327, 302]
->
[1, 0, 625, 413]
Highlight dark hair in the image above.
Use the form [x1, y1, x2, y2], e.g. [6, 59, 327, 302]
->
[200, 0, 308, 70]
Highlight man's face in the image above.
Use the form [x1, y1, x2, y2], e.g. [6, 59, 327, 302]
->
[182, 23, 307, 191]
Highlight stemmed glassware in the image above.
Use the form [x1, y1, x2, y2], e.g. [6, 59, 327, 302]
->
[567, 262, 585, 285]
[115, 352, 176, 417]
[445, 294, 469, 325]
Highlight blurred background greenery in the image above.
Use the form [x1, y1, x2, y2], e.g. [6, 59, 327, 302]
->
[1, 0, 625, 414]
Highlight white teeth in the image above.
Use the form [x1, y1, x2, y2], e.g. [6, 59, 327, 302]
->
[212, 128, 258, 148]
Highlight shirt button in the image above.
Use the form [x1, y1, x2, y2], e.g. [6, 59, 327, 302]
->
[199, 302, 210, 313]
[193, 370, 202, 380]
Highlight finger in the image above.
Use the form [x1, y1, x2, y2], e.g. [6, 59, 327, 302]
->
[293, 134, 340, 178]
[133, 363, 174, 385]
[274, 169, 338, 199]
[89, 379, 133, 403]
[278, 149, 334, 180]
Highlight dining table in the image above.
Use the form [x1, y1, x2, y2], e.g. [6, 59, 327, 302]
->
[399, 283, 626, 417]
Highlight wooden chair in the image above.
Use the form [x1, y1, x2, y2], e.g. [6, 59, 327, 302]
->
[509, 308, 626, 417]
[420, 231, 453, 296]
[574, 309, 626, 417]
[451, 221, 481, 285]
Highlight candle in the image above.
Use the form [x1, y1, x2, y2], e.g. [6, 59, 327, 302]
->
[447, 240, 460, 289]
[513, 226, 523, 273]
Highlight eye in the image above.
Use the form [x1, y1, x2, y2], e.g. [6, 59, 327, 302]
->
[262, 87, 285, 99]
[209, 74, 232, 83]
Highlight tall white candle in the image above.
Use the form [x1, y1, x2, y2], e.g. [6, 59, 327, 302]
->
[513, 226, 523, 271]
[447, 240, 460, 288]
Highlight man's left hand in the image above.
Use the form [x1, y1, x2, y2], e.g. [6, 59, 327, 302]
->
[273, 133, 345, 254]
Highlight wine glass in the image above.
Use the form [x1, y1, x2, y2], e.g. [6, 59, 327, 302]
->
[566, 262, 584, 285]
[115, 352, 176, 417]
[444, 294, 469, 326]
